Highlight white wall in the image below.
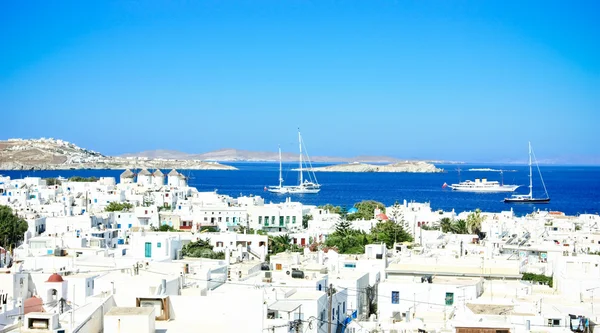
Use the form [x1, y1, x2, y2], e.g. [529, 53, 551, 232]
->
[104, 309, 155, 333]
[169, 291, 263, 332]
[378, 278, 482, 320]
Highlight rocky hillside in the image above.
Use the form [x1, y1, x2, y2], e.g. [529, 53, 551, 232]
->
[299, 161, 444, 173]
[0, 138, 237, 170]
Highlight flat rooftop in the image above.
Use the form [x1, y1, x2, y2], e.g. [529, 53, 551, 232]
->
[105, 307, 153, 316]
[385, 275, 482, 286]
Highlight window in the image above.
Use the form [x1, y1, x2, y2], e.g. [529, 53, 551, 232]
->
[445, 292, 454, 306]
[320, 310, 325, 328]
[218, 217, 222, 222]
[259, 216, 262, 224]
[204, 217, 208, 221]
[344, 263, 356, 268]
[226, 217, 229, 222]
[548, 319, 561, 327]
[391, 291, 399, 304]
[318, 284, 322, 291]
[285, 216, 290, 224]
[128, 224, 132, 228]
[292, 216, 296, 224]
[157, 242, 162, 248]
[279, 216, 284, 226]
[271, 216, 276, 224]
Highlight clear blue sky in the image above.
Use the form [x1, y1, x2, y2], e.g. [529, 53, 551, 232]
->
[1, 0, 598, 162]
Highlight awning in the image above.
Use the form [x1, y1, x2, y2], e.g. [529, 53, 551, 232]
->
[268, 301, 303, 313]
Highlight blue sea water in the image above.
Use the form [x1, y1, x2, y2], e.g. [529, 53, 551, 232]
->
[2, 163, 599, 216]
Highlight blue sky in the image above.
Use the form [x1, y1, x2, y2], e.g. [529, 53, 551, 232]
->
[1, 0, 598, 162]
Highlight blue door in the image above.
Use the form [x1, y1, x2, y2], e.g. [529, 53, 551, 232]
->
[144, 242, 152, 258]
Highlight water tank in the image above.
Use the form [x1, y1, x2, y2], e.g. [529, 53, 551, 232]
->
[291, 270, 305, 279]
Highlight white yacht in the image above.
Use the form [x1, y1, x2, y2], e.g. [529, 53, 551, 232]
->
[267, 129, 321, 194]
[449, 178, 519, 192]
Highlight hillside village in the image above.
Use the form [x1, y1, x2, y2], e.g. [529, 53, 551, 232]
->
[0, 138, 237, 171]
[0, 171, 599, 333]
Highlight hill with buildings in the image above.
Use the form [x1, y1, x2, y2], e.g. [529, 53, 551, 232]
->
[0, 138, 237, 170]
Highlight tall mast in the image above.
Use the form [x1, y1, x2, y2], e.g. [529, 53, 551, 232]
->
[278, 145, 283, 188]
[298, 129, 303, 185]
[528, 141, 533, 197]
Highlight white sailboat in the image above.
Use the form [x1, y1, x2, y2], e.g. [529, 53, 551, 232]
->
[267, 129, 321, 194]
[504, 142, 550, 203]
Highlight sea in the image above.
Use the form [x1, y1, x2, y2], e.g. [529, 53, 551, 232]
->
[2, 163, 599, 217]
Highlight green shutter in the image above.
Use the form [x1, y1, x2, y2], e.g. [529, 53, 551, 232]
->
[445, 292, 454, 306]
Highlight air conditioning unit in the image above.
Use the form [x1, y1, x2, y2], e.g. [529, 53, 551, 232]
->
[24, 312, 59, 332]
[136, 295, 170, 321]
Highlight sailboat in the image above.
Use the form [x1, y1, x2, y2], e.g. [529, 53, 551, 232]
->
[267, 129, 321, 194]
[504, 142, 550, 204]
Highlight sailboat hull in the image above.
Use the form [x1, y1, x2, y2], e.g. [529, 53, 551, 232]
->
[504, 197, 550, 204]
[267, 186, 320, 194]
[267, 130, 321, 194]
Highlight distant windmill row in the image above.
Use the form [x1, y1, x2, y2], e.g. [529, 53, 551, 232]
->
[119, 169, 187, 187]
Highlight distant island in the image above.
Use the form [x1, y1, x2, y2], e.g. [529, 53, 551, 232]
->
[0, 138, 237, 171]
[122, 148, 462, 164]
[294, 161, 443, 173]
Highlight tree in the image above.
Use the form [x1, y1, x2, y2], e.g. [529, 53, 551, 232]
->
[339, 206, 348, 220]
[152, 224, 177, 232]
[69, 176, 98, 182]
[270, 234, 293, 254]
[451, 219, 468, 234]
[198, 226, 218, 233]
[335, 219, 352, 237]
[466, 209, 486, 235]
[317, 204, 342, 214]
[45, 178, 62, 186]
[420, 224, 439, 231]
[387, 201, 403, 222]
[348, 200, 386, 221]
[369, 220, 413, 248]
[181, 238, 225, 259]
[302, 215, 312, 229]
[439, 217, 453, 233]
[0, 205, 29, 251]
[105, 202, 133, 212]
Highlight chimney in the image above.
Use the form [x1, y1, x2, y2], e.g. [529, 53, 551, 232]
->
[161, 279, 167, 295]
